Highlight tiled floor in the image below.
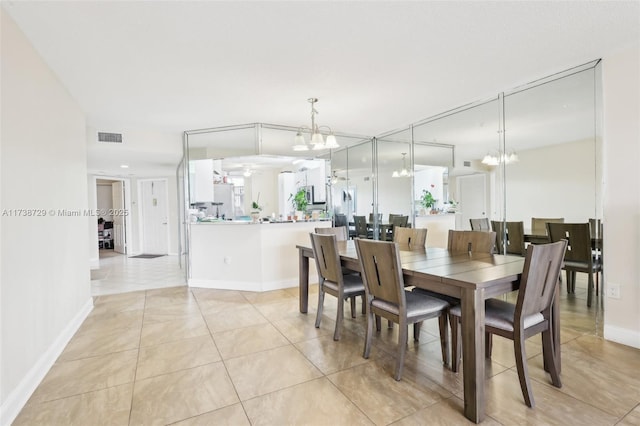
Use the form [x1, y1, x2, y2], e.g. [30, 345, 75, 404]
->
[91, 250, 186, 296]
[15, 268, 640, 425]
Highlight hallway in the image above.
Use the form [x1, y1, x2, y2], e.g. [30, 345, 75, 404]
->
[91, 250, 185, 296]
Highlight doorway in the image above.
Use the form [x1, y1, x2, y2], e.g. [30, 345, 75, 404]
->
[96, 178, 130, 256]
[457, 174, 487, 230]
[139, 179, 169, 255]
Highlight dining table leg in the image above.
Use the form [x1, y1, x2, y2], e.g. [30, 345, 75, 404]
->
[299, 248, 309, 313]
[461, 286, 486, 423]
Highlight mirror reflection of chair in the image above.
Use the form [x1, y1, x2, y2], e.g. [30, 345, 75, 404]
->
[386, 215, 409, 241]
[449, 240, 567, 408]
[353, 215, 368, 239]
[393, 227, 427, 248]
[355, 238, 450, 380]
[547, 222, 603, 307]
[491, 220, 526, 256]
[531, 217, 564, 238]
[447, 230, 496, 253]
[310, 233, 366, 341]
[469, 218, 490, 231]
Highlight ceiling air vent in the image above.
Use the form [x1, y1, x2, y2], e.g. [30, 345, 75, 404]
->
[464, 161, 471, 167]
[97, 132, 123, 143]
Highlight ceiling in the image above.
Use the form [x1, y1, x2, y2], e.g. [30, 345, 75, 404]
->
[3, 1, 639, 177]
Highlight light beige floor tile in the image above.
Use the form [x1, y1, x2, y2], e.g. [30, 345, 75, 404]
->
[478, 333, 543, 369]
[136, 335, 221, 380]
[212, 323, 289, 359]
[197, 297, 252, 316]
[561, 334, 640, 372]
[191, 288, 248, 304]
[171, 403, 250, 426]
[252, 298, 303, 321]
[92, 291, 146, 315]
[242, 288, 295, 304]
[143, 301, 202, 325]
[483, 369, 618, 425]
[140, 314, 209, 347]
[527, 344, 640, 418]
[391, 396, 501, 426]
[328, 355, 448, 425]
[618, 404, 640, 426]
[295, 331, 370, 375]
[404, 339, 509, 395]
[203, 303, 268, 333]
[144, 286, 195, 308]
[31, 350, 137, 403]
[271, 311, 336, 343]
[79, 308, 144, 334]
[242, 377, 372, 425]
[225, 345, 323, 400]
[59, 325, 141, 361]
[14, 383, 133, 426]
[130, 362, 238, 425]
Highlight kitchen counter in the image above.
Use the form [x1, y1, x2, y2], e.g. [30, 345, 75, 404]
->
[189, 220, 331, 291]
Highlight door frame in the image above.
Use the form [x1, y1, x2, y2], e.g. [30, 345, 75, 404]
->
[91, 175, 133, 258]
[137, 178, 170, 255]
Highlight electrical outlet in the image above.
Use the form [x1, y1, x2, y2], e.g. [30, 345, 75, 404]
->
[607, 283, 621, 299]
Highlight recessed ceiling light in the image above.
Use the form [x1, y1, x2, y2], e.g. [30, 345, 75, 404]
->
[120, 164, 129, 169]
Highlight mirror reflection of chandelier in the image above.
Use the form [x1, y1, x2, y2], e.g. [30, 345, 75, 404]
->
[292, 98, 339, 151]
[392, 152, 411, 178]
[481, 150, 519, 166]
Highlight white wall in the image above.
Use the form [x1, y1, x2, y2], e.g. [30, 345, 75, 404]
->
[602, 43, 640, 348]
[1, 10, 93, 424]
[505, 139, 597, 232]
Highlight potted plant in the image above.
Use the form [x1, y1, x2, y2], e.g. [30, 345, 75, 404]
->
[250, 194, 262, 223]
[420, 186, 438, 214]
[289, 188, 308, 220]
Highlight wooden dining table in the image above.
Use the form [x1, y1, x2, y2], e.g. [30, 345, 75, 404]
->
[296, 240, 562, 423]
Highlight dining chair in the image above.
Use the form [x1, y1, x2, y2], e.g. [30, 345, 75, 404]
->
[531, 217, 564, 238]
[491, 220, 526, 256]
[393, 227, 427, 248]
[546, 222, 603, 307]
[447, 230, 496, 253]
[314, 226, 348, 241]
[355, 238, 450, 380]
[309, 233, 366, 341]
[469, 218, 490, 231]
[353, 215, 369, 239]
[386, 215, 409, 241]
[449, 240, 567, 408]
[334, 213, 348, 228]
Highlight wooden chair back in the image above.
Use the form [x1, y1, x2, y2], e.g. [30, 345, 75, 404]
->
[315, 226, 348, 241]
[309, 233, 343, 284]
[546, 223, 592, 264]
[354, 215, 368, 238]
[469, 218, 490, 231]
[531, 217, 564, 236]
[390, 215, 409, 228]
[393, 227, 427, 247]
[369, 212, 383, 222]
[448, 230, 496, 253]
[492, 220, 526, 256]
[355, 239, 406, 307]
[516, 240, 567, 322]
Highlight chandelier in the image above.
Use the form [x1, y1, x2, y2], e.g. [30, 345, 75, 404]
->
[292, 98, 339, 151]
[392, 152, 411, 177]
[481, 150, 519, 166]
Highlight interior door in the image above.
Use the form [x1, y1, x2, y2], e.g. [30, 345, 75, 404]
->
[457, 174, 487, 230]
[141, 180, 169, 254]
[112, 181, 126, 253]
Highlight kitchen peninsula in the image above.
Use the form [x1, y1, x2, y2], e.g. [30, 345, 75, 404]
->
[189, 220, 330, 291]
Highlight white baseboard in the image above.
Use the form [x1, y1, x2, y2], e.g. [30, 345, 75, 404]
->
[0, 298, 94, 426]
[188, 278, 297, 292]
[604, 325, 640, 349]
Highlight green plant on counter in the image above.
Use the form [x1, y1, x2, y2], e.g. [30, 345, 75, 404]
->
[420, 186, 437, 209]
[251, 201, 262, 211]
[289, 188, 308, 212]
